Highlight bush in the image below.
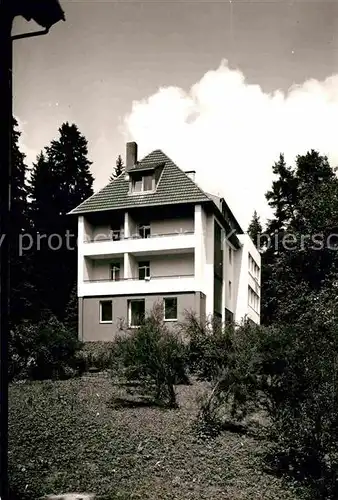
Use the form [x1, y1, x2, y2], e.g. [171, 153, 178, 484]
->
[194, 319, 265, 435]
[191, 288, 338, 499]
[113, 304, 188, 407]
[258, 306, 338, 499]
[182, 312, 233, 381]
[75, 341, 117, 373]
[9, 316, 82, 381]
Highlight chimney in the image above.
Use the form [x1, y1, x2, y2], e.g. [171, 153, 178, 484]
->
[126, 142, 138, 170]
[185, 170, 196, 181]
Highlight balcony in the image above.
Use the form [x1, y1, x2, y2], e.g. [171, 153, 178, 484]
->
[82, 230, 196, 258]
[78, 274, 196, 297]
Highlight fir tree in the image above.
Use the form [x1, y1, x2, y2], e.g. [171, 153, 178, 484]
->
[110, 154, 124, 181]
[247, 210, 262, 249]
[261, 150, 338, 325]
[10, 118, 32, 325]
[29, 123, 94, 320]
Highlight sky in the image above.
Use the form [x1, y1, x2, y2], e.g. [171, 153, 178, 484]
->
[13, 0, 338, 229]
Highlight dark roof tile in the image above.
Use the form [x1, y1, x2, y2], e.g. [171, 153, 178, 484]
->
[70, 149, 210, 214]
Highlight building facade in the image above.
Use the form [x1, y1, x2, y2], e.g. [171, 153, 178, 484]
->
[70, 142, 261, 342]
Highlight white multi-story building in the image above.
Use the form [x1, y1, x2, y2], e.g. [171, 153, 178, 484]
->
[70, 142, 261, 341]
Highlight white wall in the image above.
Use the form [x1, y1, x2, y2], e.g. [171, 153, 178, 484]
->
[83, 257, 93, 281]
[150, 253, 194, 277]
[89, 213, 194, 241]
[124, 252, 137, 279]
[223, 239, 236, 318]
[151, 217, 194, 236]
[83, 218, 93, 241]
[205, 213, 215, 318]
[234, 234, 261, 324]
[91, 259, 125, 281]
[92, 224, 124, 241]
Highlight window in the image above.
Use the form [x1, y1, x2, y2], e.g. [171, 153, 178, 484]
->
[228, 247, 232, 264]
[164, 297, 177, 321]
[131, 173, 154, 193]
[111, 226, 122, 240]
[138, 223, 151, 239]
[249, 254, 259, 279]
[128, 299, 145, 327]
[248, 286, 259, 312]
[133, 179, 143, 192]
[100, 300, 112, 323]
[224, 308, 234, 324]
[143, 174, 153, 191]
[110, 263, 120, 281]
[228, 280, 232, 300]
[138, 261, 150, 280]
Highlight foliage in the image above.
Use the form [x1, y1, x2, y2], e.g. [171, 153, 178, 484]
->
[28, 123, 94, 321]
[10, 118, 33, 326]
[9, 316, 82, 381]
[261, 150, 338, 324]
[193, 293, 338, 499]
[110, 154, 125, 181]
[247, 210, 263, 249]
[259, 286, 338, 499]
[76, 341, 117, 373]
[193, 319, 265, 434]
[64, 283, 78, 335]
[182, 311, 233, 381]
[113, 304, 188, 407]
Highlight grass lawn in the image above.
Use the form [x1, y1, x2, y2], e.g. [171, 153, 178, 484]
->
[9, 373, 300, 500]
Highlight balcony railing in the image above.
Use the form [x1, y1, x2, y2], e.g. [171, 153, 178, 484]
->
[84, 273, 194, 283]
[84, 230, 194, 243]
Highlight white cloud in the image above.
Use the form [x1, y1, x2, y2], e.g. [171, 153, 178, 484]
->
[124, 59, 338, 230]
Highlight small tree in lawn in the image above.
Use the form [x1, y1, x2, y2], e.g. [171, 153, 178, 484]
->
[110, 154, 124, 181]
[113, 303, 187, 408]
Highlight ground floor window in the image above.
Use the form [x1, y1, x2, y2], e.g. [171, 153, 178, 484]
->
[100, 300, 112, 323]
[128, 299, 145, 327]
[164, 297, 177, 321]
[224, 308, 234, 324]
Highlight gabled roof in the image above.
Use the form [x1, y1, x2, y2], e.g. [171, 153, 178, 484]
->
[69, 149, 210, 215]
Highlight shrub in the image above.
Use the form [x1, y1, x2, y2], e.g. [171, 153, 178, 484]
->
[259, 310, 338, 499]
[75, 341, 117, 373]
[191, 288, 338, 499]
[194, 319, 265, 435]
[182, 312, 233, 381]
[113, 304, 188, 407]
[9, 316, 82, 381]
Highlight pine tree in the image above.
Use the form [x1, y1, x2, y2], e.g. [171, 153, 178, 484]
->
[247, 210, 262, 249]
[261, 150, 338, 325]
[29, 123, 94, 320]
[10, 118, 32, 325]
[110, 154, 124, 181]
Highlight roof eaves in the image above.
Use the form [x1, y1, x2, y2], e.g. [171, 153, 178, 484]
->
[71, 196, 210, 216]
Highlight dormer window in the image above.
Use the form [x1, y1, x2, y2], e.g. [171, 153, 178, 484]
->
[130, 172, 154, 193]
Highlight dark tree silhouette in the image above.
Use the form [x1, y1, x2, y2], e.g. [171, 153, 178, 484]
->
[110, 154, 124, 181]
[29, 122, 94, 320]
[247, 210, 262, 249]
[261, 150, 338, 324]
